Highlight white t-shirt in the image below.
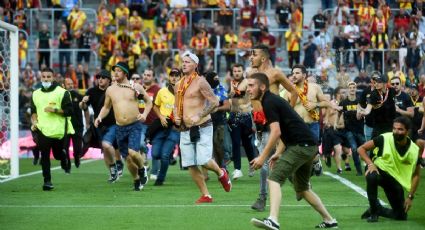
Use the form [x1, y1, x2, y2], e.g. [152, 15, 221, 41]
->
[344, 24, 359, 43]
[169, 0, 188, 8]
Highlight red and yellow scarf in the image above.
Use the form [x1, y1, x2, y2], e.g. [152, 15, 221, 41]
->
[176, 72, 198, 120]
[297, 80, 320, 121]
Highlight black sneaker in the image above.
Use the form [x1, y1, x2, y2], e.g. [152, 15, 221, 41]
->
[138, 166, 149, 186]
[117, 161, 124, 177]
[315, 219, 338, 228]
[33, 157, 39, 166]
[367, 215, 378, 223]
[74, 156, 80, 168]
[313, 158, 323, 176]
[134, 179, 143, 191]
[108, 165, 118, 183]
[42, 181, 54, 191]
[251, 217, 280, 230]
[345, 163, 352, 171]
[154, 180, 164, 186]
[251, 197, 266, 212]
[325, 155, 331, 168]
[361, 208, 371, 219]
[336, 168, 342, 174]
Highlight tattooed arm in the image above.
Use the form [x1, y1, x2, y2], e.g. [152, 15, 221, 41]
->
[199, 77, 219, 118]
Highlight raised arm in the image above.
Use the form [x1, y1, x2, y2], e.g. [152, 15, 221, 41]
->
[276, 71, 298, 107]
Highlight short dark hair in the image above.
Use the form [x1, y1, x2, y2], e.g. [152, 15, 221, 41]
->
[253, 44, 270, 58]
[204, 71, 218, 79]
[232, 63, 244, 70]
[394, 116, 411, 131]
[41, 67, 54, 74]
[292, 64, 307, 75]
[249, 72, 269, 90]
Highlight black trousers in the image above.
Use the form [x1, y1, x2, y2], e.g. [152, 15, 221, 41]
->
[288, 51, 300, 68]
[38, 51, 50, 69]
[65, 129, 83, 168]
[37, 132, 66, 182]
[366, 168, 407, 220]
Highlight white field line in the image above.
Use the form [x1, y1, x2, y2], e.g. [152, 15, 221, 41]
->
[0, 159, 98, 183]
[0, 204, 369, 208]
[324, 171, 387, 206]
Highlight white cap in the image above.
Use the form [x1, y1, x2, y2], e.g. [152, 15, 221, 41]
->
[182, 51, 199, 64]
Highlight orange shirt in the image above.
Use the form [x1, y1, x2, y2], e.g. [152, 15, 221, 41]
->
[151, 33, 168, 50]
[190, 36, 209, 55]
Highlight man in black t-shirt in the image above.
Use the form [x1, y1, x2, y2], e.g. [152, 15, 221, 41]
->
[79, 70, 123, 183]
[390, 77, 414, 118]
[354, 69, 371, 92]
[339, 82, 365, 175]
[360, 73, 396, 138]
[310, 9, 327, 37]
[36, 24, 52, 70]
[64, 78, 87, 169]
[248, 73, 338, 230]
[275, 0, 291, 29]
[358, 77, 375, 141]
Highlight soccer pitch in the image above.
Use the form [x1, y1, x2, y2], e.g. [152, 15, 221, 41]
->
[0, 159, 424, 230]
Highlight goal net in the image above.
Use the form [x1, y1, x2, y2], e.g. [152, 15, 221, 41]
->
[0, 21, 19, 181]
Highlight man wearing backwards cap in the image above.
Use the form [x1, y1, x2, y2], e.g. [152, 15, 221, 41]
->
[359, 72, 397, 138]
[80, 69, 124, 183]
[95, 62, 153, 191]
[174, 51, 232, 203]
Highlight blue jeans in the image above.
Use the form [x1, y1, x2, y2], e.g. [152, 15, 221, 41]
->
[364, 124, 374, 142]
[345, 131, 365, 175]
[307, 122, 320, 143]
[151, 129, 180, 182]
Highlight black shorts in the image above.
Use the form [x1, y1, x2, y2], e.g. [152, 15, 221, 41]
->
[322, 128, 349, 156]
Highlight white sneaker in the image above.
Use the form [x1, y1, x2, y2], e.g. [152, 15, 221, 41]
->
[150, 174, 157, 181]
[232, 169, 243, 180]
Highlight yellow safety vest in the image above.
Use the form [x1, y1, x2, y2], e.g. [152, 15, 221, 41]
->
[33, 86, 75, 139]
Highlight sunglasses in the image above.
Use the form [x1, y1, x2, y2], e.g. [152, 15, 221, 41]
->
[391, 82, 400, 86]
[97, 75, 109, 79]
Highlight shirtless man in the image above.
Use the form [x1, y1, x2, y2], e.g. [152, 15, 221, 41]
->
[95, 62, 153, 191]
[174, 51, 231, 203]
[228, 63, 256, 180]
[322, 87, 349, 173]
[284, 64, 334, 177]
[247, 44, 298, 211]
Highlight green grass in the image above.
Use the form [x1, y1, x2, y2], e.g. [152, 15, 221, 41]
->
[0, 159, 424, 230]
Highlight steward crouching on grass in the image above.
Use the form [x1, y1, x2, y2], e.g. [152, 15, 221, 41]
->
[358, 116, 422, 223]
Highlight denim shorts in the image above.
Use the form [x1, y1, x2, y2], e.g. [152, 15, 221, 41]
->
[116, 122, 142, 158]
[101, 125, 117, 147]
[307, 122, 320, 143]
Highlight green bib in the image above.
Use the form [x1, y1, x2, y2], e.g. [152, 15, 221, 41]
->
[33, 86, 75, 139]
[373, 133, 419, 192]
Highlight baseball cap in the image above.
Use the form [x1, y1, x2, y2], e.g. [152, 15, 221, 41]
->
[112, 62, 130, 75]
[95, 69, 111, 80]
[170, 68, 181, 76]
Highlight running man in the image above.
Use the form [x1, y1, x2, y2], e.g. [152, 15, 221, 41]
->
[95, 62, 152, 191]
[174, 51, 232, 203]
[248, 72, 338, 229]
